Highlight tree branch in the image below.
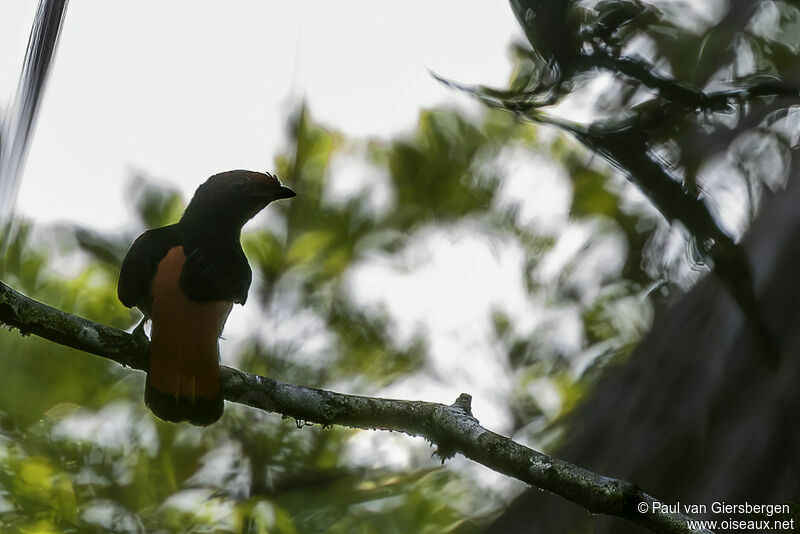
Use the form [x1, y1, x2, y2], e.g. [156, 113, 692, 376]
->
[0, 280, 712, 534]
[589, 52, 800, 111]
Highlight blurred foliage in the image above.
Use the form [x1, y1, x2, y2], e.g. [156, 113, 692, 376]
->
[483, 2, 800, 533]
[10, 1, 799, 532]
[0, 101, 655, 532]
[500, 0, 800, 287]
[0, 60, 662, 532]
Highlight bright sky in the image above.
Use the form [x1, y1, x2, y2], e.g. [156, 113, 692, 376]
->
[0, 1, 522, 229]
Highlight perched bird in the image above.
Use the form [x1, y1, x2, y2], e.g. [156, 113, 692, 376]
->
[117, 170, 295, 425]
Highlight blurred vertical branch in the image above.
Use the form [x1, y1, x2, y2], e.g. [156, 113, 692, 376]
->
[0, 0, 69, 230]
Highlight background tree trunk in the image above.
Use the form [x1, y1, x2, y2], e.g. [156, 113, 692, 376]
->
[488, 143, 800, 533]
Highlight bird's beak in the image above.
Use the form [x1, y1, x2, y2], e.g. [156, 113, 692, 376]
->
[276, 186, 296, 200]
[255, 185, 296, 201]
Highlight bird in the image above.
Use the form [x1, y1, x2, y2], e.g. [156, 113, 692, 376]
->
[117, 170, 296, 425]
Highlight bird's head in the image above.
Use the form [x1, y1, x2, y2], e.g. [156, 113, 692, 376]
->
[180, 170, 296, 231]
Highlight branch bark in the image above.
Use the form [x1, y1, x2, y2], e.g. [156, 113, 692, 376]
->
[0, 280, 712, 534]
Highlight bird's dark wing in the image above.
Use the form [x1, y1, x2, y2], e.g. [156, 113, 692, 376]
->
[180, 244, 252, 304]
[117, 224, 182, 314]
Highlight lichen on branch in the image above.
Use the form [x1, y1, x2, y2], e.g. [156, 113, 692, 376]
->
[0, 279, 711, 534]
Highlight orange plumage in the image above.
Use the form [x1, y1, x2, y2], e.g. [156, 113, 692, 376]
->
[148, 246, 232, 410]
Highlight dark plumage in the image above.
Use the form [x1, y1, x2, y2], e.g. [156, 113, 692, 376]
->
[118, 170, 295, 425]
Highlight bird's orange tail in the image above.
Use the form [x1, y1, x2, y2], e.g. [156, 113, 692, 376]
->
[146, 246, 231, 425]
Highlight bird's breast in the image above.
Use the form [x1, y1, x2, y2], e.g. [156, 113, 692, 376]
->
[150, 246, 234, 333]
